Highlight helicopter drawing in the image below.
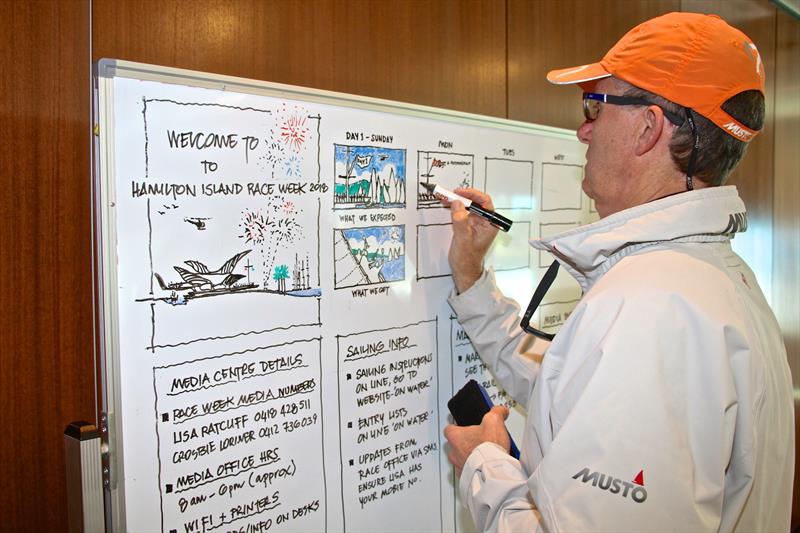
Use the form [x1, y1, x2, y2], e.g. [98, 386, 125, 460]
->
[184, 217, 210, 230]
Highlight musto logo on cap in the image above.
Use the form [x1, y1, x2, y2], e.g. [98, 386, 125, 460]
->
[572, 467, 648, 503]
[723, 122, 755, 141]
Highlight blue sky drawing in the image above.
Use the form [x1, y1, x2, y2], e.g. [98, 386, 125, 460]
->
[343, 225, 405, 282]
[335, 145, 406, 182]
[342, 225, 404, 244]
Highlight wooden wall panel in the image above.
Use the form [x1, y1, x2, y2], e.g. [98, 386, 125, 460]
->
[773, 7, 800, 527]
[92, 0, 508, 117]
[0, 1, 93, 531]
[774, 4, 800, 413]
[0, 1, 794, 530]
[507, 0, 679, 128]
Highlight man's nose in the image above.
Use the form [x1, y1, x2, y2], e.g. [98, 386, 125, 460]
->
[577, 120, 592, 145]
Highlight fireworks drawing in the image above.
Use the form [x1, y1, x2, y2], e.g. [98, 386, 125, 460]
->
[284, 155, 301, 178]
[280, 114, 308, 153]
[240, 210, 268, 244]
[270, 200, 303, 246]
[239, 198, 305, 289]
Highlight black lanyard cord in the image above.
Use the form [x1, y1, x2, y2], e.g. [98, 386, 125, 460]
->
[519, 260, 560, 340]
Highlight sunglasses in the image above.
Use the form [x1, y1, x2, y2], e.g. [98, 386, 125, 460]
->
[581, 92, 698, 190]
[582, 92, 684, 126]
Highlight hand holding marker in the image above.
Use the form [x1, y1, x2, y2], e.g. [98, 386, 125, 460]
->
[420, 182, 513, 232]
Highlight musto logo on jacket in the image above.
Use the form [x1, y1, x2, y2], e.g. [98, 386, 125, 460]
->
[572, 467, 648, 503]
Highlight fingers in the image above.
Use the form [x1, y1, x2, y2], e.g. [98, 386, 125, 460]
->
[449, 201, 470, 237]
[444, 411, 512, 470]
[434, 194, 452, 208]
[447, 448, 458, 466]
[446, 189, 498, 293]
[449, 197, 469, 220]
[492, 405, 510, 421]
[479, 406, 512, 454]
[448, 195, 494, 235]
[447, 448, 464, 478]
[481, 406, 509, 427]
[454, 188, 495, 211]
[443, 424, 469, 471]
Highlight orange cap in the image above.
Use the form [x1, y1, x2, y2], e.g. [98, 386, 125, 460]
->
[547, 12, 765, 142]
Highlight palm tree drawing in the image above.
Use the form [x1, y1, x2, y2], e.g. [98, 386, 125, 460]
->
[273, 264, 290, 293]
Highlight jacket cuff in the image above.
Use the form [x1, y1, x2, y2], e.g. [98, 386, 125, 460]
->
[448, 268, 496, 312]
[458, 441, 519, 503]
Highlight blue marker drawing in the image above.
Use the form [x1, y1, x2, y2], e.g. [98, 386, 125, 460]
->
[334, 145, 407, 209]
[334, 225, 405, 288]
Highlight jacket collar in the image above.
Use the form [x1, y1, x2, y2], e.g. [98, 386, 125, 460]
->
[530, 186, 747, 292]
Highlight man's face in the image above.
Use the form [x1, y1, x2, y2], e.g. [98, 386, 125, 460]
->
[576, 78, 638, 218]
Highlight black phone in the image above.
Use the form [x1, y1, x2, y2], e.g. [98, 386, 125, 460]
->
[447, 379, 520, 459]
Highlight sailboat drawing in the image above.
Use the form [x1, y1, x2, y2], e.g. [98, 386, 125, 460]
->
[334, 145, 406, 209]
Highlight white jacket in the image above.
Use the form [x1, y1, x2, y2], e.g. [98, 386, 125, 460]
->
[449, 186, 794, 532]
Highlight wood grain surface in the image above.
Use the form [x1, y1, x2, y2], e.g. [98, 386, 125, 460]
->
[0, 1, 94, 531]
[1, 0, 797, 529]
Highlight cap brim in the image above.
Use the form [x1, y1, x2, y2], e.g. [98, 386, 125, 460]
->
[547, 62, 611, 85]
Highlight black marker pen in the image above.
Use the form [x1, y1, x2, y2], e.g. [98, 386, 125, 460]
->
[420, 182, 513, 232]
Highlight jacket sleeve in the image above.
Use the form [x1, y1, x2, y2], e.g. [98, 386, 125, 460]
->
[448, 269, 548, 405]
[460, 442, 545, 532]
[457, 266, 745, 531]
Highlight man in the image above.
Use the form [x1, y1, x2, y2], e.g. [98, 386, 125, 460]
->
[443, 12, 794, 532]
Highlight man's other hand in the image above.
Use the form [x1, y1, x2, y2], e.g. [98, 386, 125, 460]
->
[443, 405, 511, 477]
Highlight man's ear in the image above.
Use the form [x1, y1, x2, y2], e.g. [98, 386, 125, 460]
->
[634, 105, 666, 156]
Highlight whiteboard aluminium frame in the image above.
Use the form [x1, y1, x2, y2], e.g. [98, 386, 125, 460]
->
[92, 58, 577, 531]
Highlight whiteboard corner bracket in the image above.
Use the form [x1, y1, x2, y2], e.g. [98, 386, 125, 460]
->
[96, 59, 118, 79]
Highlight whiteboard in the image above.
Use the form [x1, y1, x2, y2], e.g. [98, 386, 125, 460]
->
[94, 59, 597, 533]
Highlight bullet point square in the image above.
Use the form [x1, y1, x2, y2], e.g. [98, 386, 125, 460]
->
[349, 459, 354, 466]
[162, 413, 169, 422]
[165, 484, 173, 493]
[347, 373, 352, 380]
[347, 422, 352, 428]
